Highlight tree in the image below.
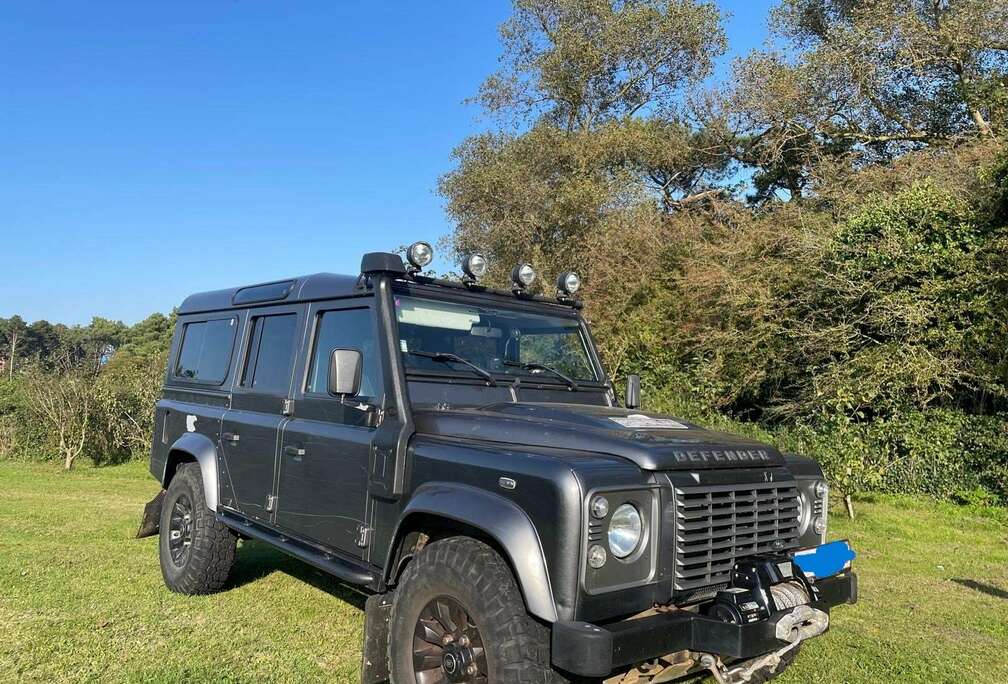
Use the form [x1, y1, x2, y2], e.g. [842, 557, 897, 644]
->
[441, 0, 731, 285]
[477, 0, 726, 131]
[21, 361, 95, 470]
[0, 316, 28, 379]
[729, 0, 1008, 199]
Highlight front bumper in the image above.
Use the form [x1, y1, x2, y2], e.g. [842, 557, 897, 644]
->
[551, 571, 857, 678]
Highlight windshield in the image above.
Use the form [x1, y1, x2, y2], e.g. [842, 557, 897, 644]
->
[394, 295, 599, 382]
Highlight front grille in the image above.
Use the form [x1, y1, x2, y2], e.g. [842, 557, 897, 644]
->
[673, 481, 800, 598]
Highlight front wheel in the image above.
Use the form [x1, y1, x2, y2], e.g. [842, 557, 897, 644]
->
[387, 536, 565, 684]
[158, 462, 237, 594]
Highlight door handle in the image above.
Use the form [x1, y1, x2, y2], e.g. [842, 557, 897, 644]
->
[222, 432, 240, 443]
[283, 445, 305, 457]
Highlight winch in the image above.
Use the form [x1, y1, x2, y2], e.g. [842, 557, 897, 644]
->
[700, 556, 831, 684]
[706, 555, 820, 626]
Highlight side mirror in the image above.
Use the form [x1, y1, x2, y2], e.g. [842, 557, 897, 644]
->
[328, 349, 362, 396]
[625, 374, 641, 409]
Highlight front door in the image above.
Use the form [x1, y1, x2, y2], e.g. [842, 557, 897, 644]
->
[219, 306, 303, 522]
[276, 302, 382, 558]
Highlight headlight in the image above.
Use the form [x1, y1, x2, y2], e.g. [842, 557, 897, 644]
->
[815, 480, 829, 499]
[608, 503, 643, 558]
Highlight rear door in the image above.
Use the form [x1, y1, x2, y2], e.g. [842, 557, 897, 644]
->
[275, 300, 383, 558]
[219, 305, 304, 522]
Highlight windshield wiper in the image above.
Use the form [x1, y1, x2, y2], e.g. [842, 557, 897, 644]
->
[407, 350, 498, 387]
[503, 360, 579, 391]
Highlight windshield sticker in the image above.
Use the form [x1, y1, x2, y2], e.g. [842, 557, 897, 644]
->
[609, 414, 687, 430]
[396, 297, 481, 330]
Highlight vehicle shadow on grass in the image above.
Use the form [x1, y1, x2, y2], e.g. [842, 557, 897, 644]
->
[226, 539, 368, 610]
[951, 578, 1008, 600]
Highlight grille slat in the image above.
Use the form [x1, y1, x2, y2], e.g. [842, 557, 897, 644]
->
[673, 481, 800, 596]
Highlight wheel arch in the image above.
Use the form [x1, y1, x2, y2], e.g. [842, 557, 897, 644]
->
[384, 482, 559, 623]
[161, 432, 220, 512]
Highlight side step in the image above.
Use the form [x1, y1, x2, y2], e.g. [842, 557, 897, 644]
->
[218, 511, 380, 588]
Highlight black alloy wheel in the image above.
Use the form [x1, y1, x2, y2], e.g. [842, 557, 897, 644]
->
[413, 596, 488, 684]
[158, 462, 237, 595]
[167, 492, 194, 566]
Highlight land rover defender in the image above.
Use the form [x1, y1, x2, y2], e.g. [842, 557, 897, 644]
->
[138, 243, 857, 683]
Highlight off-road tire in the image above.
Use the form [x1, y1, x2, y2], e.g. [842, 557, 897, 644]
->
[388, 536, 566, 684]
[158, 462, 236, 594]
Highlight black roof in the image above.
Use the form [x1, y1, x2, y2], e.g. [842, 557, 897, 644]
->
[178, 273, 362, 315]
[177, 257, 583, 315]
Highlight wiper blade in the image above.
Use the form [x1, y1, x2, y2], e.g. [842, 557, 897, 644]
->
[503, 360, 579, 391]
[407, 350, 498, 387]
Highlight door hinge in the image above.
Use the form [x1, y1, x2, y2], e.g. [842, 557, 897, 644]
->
[282, 399, 294, 416]
[265, 494, 277, 512]
[357, 525, 373, 548]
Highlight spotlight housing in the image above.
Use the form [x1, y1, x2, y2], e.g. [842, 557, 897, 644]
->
[461, 253, 489, 282]
[406, 241, 434, 272]
[511, 263, 536, 291]
[556, 271, 581, 297]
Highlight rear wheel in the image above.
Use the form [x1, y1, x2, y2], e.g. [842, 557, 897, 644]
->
[158, 463, 236, 594]
[388, 536, 565, 684]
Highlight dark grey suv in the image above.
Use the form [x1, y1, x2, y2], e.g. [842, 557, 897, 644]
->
[138, 243, 857, 684]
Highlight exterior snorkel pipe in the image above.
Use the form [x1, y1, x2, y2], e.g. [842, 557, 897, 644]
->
[361, 253, 416, 499]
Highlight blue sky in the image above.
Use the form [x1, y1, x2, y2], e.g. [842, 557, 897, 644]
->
[1, 1, 772, 324]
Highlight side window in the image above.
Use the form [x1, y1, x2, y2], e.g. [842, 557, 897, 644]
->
[241, 313, 298, 394]
[175, 317, 237, 383]
[306, 308, 382, 399]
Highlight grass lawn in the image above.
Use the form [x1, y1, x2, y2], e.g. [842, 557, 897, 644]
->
[1, 460, 1006, 683]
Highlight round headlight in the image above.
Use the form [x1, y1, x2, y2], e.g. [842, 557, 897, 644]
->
[462, 253, 488, 280]
[814, 480, 829, 499]
[590, 495, 609, 519]
[407, 241, 434, 270]
[556, 271, 581, 295]
[587, 544, 607, 569]
[813, 515, 827, 536]
[608, 504, 643, 558]
[511, 263, 536, 289]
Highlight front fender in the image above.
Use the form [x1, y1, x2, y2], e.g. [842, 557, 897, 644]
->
[388, 482, 558, 623]
[163, 432, 220, 512]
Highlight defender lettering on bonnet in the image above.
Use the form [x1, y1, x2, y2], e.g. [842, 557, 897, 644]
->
[674, 448, 773, 464]
[138, 244, 855, 684]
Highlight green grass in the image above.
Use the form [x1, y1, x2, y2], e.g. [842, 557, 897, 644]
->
[1, 461, 1006, 683]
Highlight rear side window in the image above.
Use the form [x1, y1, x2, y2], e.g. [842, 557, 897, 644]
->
[241, 313, 298, 394]
[175, 318, 237, 383]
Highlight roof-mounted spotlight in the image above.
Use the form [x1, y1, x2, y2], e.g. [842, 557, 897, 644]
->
[511, 263, 536, 292]
[461, 253, 488, 284]
[556, 271, 581, 299]
[406, 241, 434, 274]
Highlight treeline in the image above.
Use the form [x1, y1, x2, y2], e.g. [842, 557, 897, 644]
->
[0, 314, 173, 469]
[438, 0, 1008, 501]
